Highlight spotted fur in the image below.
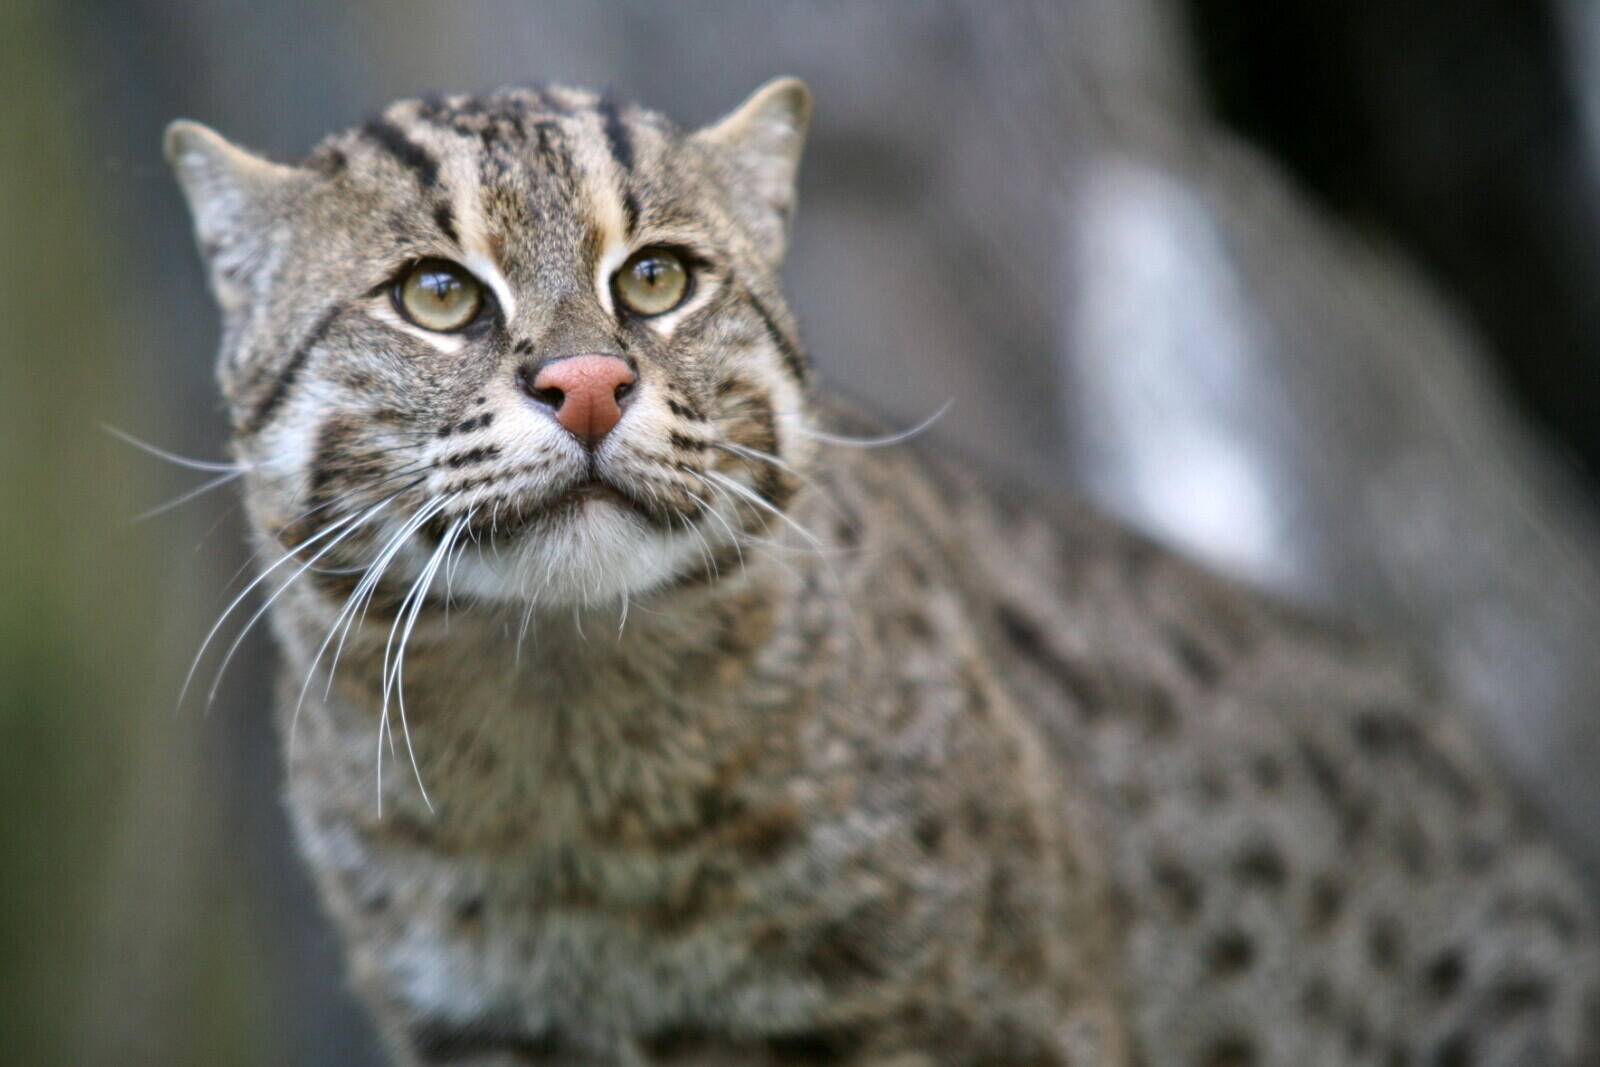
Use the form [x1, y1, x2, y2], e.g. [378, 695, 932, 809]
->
[169, 79, 1600, 1066]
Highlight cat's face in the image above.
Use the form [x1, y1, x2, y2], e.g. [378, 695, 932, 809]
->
[168, 80, 812, 608]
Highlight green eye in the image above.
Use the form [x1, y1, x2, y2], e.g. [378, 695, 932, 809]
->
[396, 259, 483, 332]
[613, 247, 690, 317]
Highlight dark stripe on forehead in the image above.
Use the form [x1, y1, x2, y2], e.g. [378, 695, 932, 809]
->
[362, 118, 440, 188]
[743, 286, 809, 383]
[242, 306, 339, 435]
[620, 189, 640, 236]
[598, 97, 634, 172]
[432, 202, 460, 245]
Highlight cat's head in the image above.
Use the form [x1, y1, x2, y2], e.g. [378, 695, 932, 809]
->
[167, 79, 812, 609]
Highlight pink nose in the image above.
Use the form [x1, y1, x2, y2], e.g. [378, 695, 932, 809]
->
[523, 355, 637, 446]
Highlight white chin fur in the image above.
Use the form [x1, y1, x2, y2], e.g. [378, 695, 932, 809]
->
[444, 500, 703, 609]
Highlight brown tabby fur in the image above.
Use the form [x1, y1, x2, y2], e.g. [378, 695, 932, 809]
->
[168, 79, 1600, 1065]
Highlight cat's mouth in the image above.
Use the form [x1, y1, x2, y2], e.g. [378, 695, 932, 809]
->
[453, 474, 668, 543]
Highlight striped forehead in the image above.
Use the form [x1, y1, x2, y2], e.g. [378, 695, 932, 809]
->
[343, 88, 663, 254]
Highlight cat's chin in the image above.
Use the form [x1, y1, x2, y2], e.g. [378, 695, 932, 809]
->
[442, 498, 711, 609]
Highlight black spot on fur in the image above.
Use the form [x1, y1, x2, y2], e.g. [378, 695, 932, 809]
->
[1430, 1031, 1473, 1067]
[670, 431, 707, 452]
[443, 446, 500, 468]
[1346, 1014, 1372, 1056]
[1165, 625, 1222, 686]
[805, 916, 886, 984]
[1252, 753, 1284, 791]
[1489, 975, 1552, 1020]
[1197, 1032, 1257, 1067]
[1394, 818, 1435, 879]
[1352, 706, 1417, 754]
[1306, 875, 1345, 934]
[914, 814, 945, 854]
[641, 1028, 704, 1058]
[1233, 841, 1288, 890]
[1367, 915, 1404, 972]
[1205, 929, 1257, 978]
[1424, 948, 1466, 999]
[1152, 857, 1204, 921]
[1301, 976, 1335, 1018]
[1197, 767, 1230, 805]
[1455, 834, 1497, 874]
[666, 396, 703, 421]
[409, 1016, 560, 1063]
[766, 1028, 861, 1064]
[995, 603, 1103, 721]
[1297, 736, 1346, 805]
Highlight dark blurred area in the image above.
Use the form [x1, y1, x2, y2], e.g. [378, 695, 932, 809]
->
[2, 2, 1598, 1064]
[1191, 0, 1600, 484]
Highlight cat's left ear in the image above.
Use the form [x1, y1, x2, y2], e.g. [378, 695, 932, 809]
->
[694, 77, 811, 264]
[165, 120, 304, 309]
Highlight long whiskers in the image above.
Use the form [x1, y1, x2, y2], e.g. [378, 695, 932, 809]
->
[102, 423, 249, 473]
[701, 469, 825, 555]
[181, 494, 406, 708]
[290, 497, 444, 741]
[133, 468, 248, 522]
[705, 399, 953, 449]
[692, 467, 863, 644]
[377, 507, 468, 815]
[203, 505, 389, 708]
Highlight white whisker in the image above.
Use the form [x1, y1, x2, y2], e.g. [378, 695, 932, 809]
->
[133, 469, 247, 522]
[288, 494, 440, 768]
[702, 469, 824, 553]
[182, 504, 377, 707]
[380, 512, 465, 814]
[683, 487, 746, 572]
[204, 512, 377, 707]
[795, 400, 953, 448]
[103, 423, 249, 472]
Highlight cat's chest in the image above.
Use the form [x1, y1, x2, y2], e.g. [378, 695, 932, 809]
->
[287, 666, 836, 1034]
[300, 787, 830, 1049]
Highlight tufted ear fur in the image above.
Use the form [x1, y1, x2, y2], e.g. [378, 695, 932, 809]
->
[693, 77, 811, 265]
[165, 120, 304, 310]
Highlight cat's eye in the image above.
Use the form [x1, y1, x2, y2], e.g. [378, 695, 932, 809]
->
[613, 247, 691, 317]
[395, 259, 483, 333]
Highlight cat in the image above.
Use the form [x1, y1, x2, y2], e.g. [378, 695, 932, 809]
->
[167, 77, 1600, 1065]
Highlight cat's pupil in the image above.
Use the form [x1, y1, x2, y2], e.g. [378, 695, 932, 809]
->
[614, 249, 688, 316]
[397, 259, 482, 331]
[420, 270, 463, 303]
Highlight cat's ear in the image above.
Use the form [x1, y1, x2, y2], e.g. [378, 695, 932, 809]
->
[694, 77, 811, 264]
[165, 120, 303, 309]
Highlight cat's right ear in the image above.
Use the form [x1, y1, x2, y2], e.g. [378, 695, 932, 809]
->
[165, 120, 302, 309]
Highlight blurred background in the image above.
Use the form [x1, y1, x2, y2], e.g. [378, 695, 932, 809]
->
[3, 1, 1599, 1063]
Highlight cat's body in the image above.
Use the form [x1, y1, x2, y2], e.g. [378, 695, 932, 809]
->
[168, 81, 1600, 1065]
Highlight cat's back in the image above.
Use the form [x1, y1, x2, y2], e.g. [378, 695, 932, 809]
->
[817, 430, 1600, 1065]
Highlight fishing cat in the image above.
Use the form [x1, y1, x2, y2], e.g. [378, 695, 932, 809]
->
[167, 78, 1600, 1065]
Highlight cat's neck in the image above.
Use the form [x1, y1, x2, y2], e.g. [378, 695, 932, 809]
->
[277, 542, 821, 842]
